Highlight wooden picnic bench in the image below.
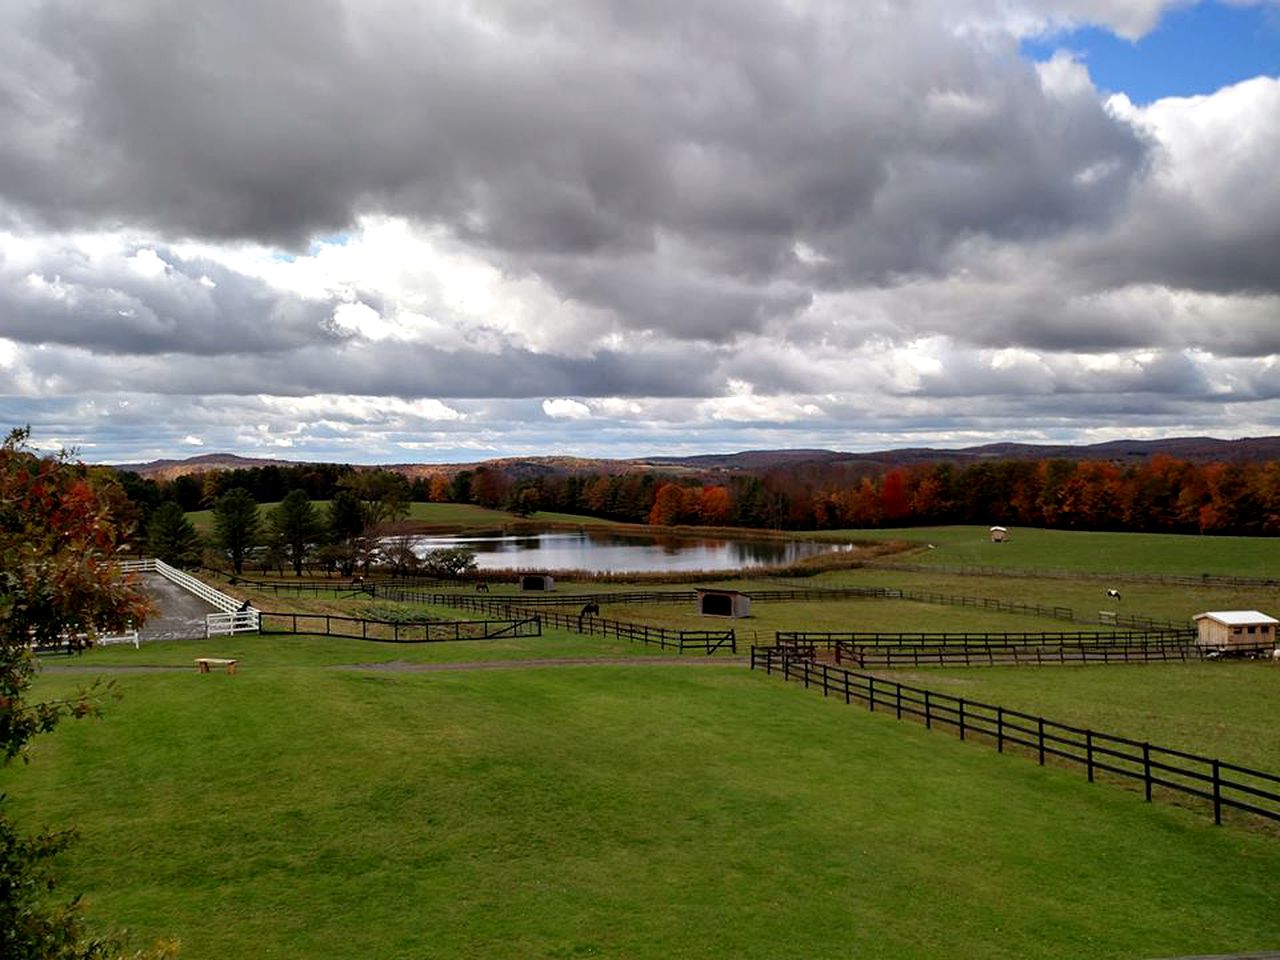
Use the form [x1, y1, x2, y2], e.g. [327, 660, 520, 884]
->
[195, 657, 238, 675]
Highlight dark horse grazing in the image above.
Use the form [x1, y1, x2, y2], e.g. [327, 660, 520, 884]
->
[475, 581, 490, 592]
[577, 601, 600, 630]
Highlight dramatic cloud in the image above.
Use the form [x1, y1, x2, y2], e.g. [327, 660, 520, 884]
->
[0, 1, 1277, 461]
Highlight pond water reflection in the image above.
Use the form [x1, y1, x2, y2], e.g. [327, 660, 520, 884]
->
[409, 529, 846, 573]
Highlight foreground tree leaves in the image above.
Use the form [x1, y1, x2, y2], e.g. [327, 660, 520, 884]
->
[0, 427, 175, 959]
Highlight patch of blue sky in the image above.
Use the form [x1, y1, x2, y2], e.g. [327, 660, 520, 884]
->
[309, 232, 352, 254]
[1021, 1, 1280, 103]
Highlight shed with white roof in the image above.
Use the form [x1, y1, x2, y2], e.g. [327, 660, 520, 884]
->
[1192, 610, 1278, 653]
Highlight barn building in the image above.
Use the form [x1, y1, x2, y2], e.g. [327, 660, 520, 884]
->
[1192, 610, 1278, 653]
[696, 588, 751, 619]
[519, 574, 556, 592]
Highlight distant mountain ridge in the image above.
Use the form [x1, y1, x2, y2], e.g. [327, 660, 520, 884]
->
[111, 436, 1280, 479]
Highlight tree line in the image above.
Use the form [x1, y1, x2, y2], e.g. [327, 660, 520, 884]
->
[123, 452, 1280, 546]
[145, 476, 476, 579]
[439, 455, 1280, 535]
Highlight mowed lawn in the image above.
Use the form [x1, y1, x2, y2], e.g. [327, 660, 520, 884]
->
[822, 525, 1280, 578]
[8, 658, 1280, 960]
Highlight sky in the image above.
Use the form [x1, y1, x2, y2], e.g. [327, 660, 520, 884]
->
[0, 0, 1278, 465]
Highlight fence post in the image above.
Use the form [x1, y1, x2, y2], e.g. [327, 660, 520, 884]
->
[924, 690, 931, 729]
[1086, 731, 1094, 782]
[1037, 717, 1045, 765]
[844, 672, 851, 705]
[868, 675, 875, 712]
[997, 707, 1004, 753]
[1143, 743, 1152, 802]
[1212, 760, 1222, 825]
[822, 665, 829, 697]
[895, 682, 902, 719]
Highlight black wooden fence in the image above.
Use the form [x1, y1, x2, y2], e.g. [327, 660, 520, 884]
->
[774, 629, 1200, 667]
[221, 575, 374, 598]
[259, 611, 541, 643]
[750, 645, 1280, 826]
[371, 586, 736, 654]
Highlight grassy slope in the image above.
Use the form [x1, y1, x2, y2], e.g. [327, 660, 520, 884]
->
[10, 663, 1280, 960]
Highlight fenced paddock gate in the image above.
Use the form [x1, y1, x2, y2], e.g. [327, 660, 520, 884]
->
[371, 585, 736, 654]
[751, 645, 1280, 827]
[258, 611, 541, 643]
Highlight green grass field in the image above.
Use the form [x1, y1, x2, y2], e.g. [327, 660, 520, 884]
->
[14, 524, 1280, 958]
[822, 524, 1280, 577]
[11, 657, 1280, 960]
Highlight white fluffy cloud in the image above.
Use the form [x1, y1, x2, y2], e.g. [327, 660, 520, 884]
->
[0, 1, 1276, 462]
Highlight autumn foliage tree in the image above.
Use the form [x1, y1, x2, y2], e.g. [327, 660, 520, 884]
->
[0, 427, 174, 959]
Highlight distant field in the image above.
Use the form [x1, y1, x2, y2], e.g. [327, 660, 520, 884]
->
[12, 661, 1280, 959]
[827, 568, 1280, 625]
[817, 525, 1280, 578]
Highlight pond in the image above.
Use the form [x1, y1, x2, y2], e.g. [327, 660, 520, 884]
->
[406, 529, 849, 573]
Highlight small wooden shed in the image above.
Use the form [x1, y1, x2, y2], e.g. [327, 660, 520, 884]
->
[519, 574, 556, 592]
[989, 526, 1008, 543]
[1193, 610, 1278, 653]
[696, 588, 751, 619]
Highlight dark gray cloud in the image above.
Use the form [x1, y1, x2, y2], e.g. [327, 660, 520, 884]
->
[11, 335, 726, 399]
[0, 0, 1150, 328]
[0, 241, 338, 354]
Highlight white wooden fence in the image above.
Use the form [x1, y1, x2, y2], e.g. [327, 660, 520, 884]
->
[120, 558, 260, 636]
[95, 629, 141, 649]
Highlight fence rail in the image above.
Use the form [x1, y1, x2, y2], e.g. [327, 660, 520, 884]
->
[774, 630, 1201, 667]
[259, 611, 542, 643]
[33, 628, 140, 654]
[750, 646, 1280, 826]
[776, 629, 1192, 648]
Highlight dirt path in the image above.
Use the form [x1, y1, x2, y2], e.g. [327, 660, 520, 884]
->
[334, 655, 748, 673]
[137, 573, 221, 641]
[40, 655, 748, 675]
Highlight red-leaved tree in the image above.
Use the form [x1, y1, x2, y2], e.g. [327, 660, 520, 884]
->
[0, 427, 173, 959]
